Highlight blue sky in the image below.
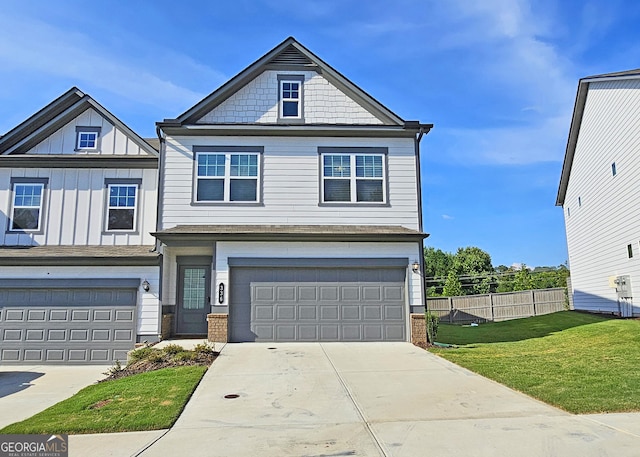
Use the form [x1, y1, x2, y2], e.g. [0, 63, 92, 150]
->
[1, 0, 639, 268]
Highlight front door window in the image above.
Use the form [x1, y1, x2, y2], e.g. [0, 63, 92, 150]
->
[177, 264, 210, 335]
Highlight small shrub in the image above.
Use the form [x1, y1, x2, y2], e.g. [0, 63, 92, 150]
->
[426, 312, 439, 343]
[146, 350, 166, 363]
[104, 360, 123, 376]
[193, 342, 215, 355]
[173, 351, 197, 362]
[162, 344, 185, 355]
[128, 347, 156, 363]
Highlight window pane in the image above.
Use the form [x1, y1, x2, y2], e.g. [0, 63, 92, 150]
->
[230, 179, 257, 201]
[356, 180, 383, 202]
[14, 184, 42, 207]
[197, 179, 224, 201]
[282, 101, 298, 117]
[356, 155, 383, 178]
[78, 132, 97, 149]
[108, 208, 134, 230]
[198, 154, 225, 177]
[183, 268, 206, 310]
[230, 154, 258, 176]
[12, 208, 40, 230]
[323, 155, 350, 177]
[324, 180, 350, 202]
[109, 185, 136, 208]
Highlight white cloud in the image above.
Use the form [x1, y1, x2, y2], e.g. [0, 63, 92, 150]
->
[0, 13, 220, 112]
[442, 214, 454, 220]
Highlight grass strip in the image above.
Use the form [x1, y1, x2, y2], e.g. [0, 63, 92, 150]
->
[0, 365, 207, 434]
[430, 311, 640, 414]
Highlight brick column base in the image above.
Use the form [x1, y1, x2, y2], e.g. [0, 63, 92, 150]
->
[410, 313, 427, 347]
[207, 313, 228, 343]
[161, 314, 173, 340]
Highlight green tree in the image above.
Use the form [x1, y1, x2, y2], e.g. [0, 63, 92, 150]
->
[452, 246, 494, 295]
[513, 264, 533, 291]
[442, 270, 463, 297]
[423, 246, 454, 296]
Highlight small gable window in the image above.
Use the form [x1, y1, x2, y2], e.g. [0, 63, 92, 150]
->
[278, 75, 304, 121]
[612, 162, 617, 176]
[9, 179, 48, 232]
[75, 126, 101, 151]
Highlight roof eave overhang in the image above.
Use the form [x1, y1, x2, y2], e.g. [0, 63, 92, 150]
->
[152, 232, 429, 245]
[156, 123, 433, 138]
[0, 255, 160, 267]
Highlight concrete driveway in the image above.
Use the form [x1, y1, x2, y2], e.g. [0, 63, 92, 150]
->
[0, 365, 109, 429]
[136, 342, 640, 457]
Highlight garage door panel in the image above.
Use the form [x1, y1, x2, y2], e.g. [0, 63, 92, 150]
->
[1, 282, 137, 363]
[229, 266, 406, 342]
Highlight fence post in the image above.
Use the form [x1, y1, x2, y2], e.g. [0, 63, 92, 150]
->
[448, 296, 453, 323]
[531, 289, 536, 316]
[489, 293, 495, 321]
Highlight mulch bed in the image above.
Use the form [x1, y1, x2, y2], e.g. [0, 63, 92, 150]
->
[102, 351, 219, 382]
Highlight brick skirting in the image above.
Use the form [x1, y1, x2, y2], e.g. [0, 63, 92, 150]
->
[161, 314, 173, 340]
[410, 313, 427, 346]
[207, 313, 228, 342]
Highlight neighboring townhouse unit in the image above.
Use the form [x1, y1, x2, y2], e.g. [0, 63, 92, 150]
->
[154, 37, 432, 343]
[557, 69, 640, 317]
[0, 88, 160, 363]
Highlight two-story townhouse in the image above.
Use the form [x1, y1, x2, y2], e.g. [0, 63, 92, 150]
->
[0, 88, 160, 363]
[557, 69, 640, 317]
[154, 37, 432, 343]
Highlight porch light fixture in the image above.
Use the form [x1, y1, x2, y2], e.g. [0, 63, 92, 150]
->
[141, 279, 150, 292]
[411, 261, 420, 273]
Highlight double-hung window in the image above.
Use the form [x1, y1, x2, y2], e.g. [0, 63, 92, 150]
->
[106, 182, 138, 231]
[278, 75, 304, 120]
[10, 179, 47, 231]
[194, 147, 262, 203]
[321, 148, 387, 204]
[75, 126, 101, 151]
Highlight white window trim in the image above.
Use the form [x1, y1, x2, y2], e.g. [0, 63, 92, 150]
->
[194, 151, 262, 203]
[106, 183, 138, 232]
[9, 181, 46, 233]
[279, 79, 302, 119]
[321, 153, 387, 204]
[77, 131, 98, 150]
[75, 126, 102, 152]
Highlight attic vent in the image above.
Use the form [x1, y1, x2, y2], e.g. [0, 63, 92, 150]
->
[269, 45, 313, 66]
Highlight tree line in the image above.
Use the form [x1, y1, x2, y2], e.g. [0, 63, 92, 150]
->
[424, 246, 570, 297]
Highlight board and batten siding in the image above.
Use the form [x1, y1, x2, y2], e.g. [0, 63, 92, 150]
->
[26, 108, 148, 156]
[214, 240, 424, 315]
[0, 167, 157, 246]
[0, 265, 160, 336]
[196, 71, 384, 125]
[161, 135, 419, 229]
[564, 78, 640, 315]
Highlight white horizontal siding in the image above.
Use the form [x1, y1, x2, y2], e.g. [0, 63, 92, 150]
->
[196, 71, 383, 125]
[0, 167, 157, 246]
[161, 135, 419, 229]
[0, 266, 160, 335]
[27, 108, 147, 156]
[564, 78, 640, 315]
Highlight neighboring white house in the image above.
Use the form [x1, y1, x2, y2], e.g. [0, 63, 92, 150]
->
[557, 69, 640, 317]
[0, 88, 160, 363]
[153, 37, 432, 342]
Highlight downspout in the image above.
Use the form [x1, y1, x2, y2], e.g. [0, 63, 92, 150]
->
[414, 126, 431, 340]
[155, 125, 166, 328]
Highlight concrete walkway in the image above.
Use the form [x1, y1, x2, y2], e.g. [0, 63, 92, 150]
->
[132, 342, 640, 457]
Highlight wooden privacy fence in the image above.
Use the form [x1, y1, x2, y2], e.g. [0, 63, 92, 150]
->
[427, 288, 568, 323]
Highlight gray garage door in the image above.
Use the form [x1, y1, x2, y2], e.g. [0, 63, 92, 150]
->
[0, 279, 137, 364]
[229, 267, 406, 342]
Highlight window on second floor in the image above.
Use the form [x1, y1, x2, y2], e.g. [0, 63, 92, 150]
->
[9, 179, 48, 232]
[193, 147, 263, 204]
[75, 126, 101, 151]
[106, 183, 138, 231]
[320, 148, 388, 204]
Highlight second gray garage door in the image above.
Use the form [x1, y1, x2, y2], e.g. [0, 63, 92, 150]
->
[229, 266, 406, 342]
[0, 279, 137, 364]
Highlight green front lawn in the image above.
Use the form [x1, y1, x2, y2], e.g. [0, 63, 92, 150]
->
[0, 366, 207, 434]
[430, 311, 640, 414]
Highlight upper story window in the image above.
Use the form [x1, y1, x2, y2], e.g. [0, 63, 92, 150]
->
[75, 126, 101, 151]
[193, 146, 263, 204]
[106, 181, 139, 231]
[278, 75, 304, 121]
[319, 147, 387, 204]
[9, 178, 48, 232]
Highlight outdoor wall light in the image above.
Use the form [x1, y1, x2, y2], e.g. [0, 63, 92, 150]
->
[141, 279, 150, 292]
[411, 261, 420, 273]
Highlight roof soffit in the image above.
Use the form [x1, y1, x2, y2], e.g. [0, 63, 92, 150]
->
[172, 37, 406, 127]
